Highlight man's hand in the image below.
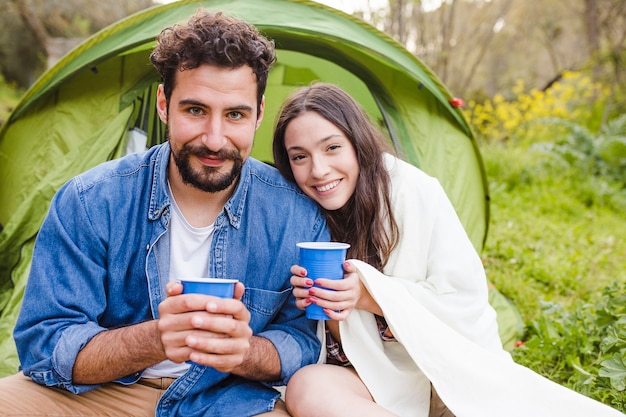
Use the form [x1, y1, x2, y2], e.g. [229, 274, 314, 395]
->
[158, 282, 253, 373]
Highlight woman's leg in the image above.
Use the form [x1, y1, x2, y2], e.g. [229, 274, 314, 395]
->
[285, 364, 397, 417]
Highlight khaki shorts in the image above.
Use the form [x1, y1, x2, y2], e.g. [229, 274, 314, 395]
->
[0, 373, 289, 416]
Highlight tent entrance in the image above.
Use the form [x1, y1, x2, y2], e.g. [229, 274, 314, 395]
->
[116, 48, 393, 165]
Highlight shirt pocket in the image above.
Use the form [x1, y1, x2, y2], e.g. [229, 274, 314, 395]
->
[242, 287, 291, 330]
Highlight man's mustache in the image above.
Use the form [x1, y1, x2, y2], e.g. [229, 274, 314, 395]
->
[187, 146, 241, 162]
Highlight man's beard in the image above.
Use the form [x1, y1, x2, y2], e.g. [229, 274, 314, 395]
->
[171, 141, 244, 193]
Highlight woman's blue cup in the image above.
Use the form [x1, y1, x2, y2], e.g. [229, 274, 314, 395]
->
[180, 278, 238, 298]
[297, 242, 351, 320]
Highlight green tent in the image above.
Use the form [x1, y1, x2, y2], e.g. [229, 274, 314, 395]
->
[0, 0, 522, 376]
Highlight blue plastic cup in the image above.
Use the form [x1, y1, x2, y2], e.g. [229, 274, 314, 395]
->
[180, 278, 238, 298]
[180, 277, 238, 366]
[297, 242, 351, 320]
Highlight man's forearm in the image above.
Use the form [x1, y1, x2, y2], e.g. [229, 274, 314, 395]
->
[73, 320, 166, 384]
[231, 335, 281, 382]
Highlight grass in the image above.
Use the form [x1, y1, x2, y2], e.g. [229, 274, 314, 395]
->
[481, 140, 626, 323]
[479, 138, 626, 410]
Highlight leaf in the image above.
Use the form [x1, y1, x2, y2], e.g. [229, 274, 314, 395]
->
[601, 327, 626, 353]
[599, 353, 626, 391]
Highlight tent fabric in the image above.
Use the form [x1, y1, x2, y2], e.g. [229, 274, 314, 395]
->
[0, 0, 520, 377]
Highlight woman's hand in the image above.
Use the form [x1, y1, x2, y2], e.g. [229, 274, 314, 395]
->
[290, 264, 315, 311]
[290, 261, 382, 320]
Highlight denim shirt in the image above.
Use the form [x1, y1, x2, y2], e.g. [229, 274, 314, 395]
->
[14, 142, 329, 416]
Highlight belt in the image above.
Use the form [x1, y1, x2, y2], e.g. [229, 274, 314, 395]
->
[137, 377, 178, 390]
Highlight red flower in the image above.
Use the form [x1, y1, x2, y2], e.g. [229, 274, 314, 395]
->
[514, 340, 525, 347]
[449, 97, 465, 107]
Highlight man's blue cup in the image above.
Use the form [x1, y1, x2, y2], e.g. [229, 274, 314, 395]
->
[180, 277, 238, 366]
[297, 242, 351, 320]
[180, 277, 238, 298]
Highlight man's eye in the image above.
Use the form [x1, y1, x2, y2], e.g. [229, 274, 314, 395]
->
[228, 111, 243, 120]
[189, 107, 203, 115]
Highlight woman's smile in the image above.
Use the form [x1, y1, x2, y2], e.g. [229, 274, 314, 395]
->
[315, 179, 341, 193]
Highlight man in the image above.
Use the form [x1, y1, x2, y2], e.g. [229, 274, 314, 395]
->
[0, 10, 329, 416]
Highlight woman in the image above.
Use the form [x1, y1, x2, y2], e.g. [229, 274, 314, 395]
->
[272, 83, 624, 417]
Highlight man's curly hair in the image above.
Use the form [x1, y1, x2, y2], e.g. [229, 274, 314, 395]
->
[150, 9, 276, 113]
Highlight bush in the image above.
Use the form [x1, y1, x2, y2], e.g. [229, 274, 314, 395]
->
[465, 71, 609, 143]
[535, 115, 626, 188]
[512, 281, 626, 411]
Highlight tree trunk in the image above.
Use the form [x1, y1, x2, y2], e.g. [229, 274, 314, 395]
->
[583, 0, 600, 81]
[458, 0, 514, 95]
[13, 0, 50, 63]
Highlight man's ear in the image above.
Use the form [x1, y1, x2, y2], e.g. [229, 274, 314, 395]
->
[156, 84, 168, 124]
[255, 95, 265, 130]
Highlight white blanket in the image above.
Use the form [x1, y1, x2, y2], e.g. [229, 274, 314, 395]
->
[343, 260, 624, 417]
[335, 155, 623, 417]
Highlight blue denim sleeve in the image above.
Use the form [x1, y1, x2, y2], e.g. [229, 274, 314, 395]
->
[14, 179, 118, 393]
[257, 217, 330, 385]
[257, 329, 308, 385]
[27, 323, 106, 394]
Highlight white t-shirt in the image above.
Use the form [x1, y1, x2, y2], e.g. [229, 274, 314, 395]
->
[142, 183, 214, 379]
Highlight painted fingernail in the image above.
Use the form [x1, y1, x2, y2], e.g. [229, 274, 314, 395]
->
[300, 268, 307, 276]
[308, 288, 315, 296]
[305, 279, 314, 286]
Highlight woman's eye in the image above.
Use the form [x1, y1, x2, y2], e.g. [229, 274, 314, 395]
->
[290, 154, 306, 162]
[327, 144, 341, 151]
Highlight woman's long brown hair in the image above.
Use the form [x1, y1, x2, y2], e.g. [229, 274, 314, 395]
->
[273, 83, 399, 270]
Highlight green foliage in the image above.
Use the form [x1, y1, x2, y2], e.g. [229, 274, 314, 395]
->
[0, 0, 156, 88]
[476, 70, 626, 412]
[465, 71, 609, 143]
[511, 282, 626, 410]
[536, 115, 626, 188]
[482, 138, 626, 322]
[0, 74, 23, 127]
